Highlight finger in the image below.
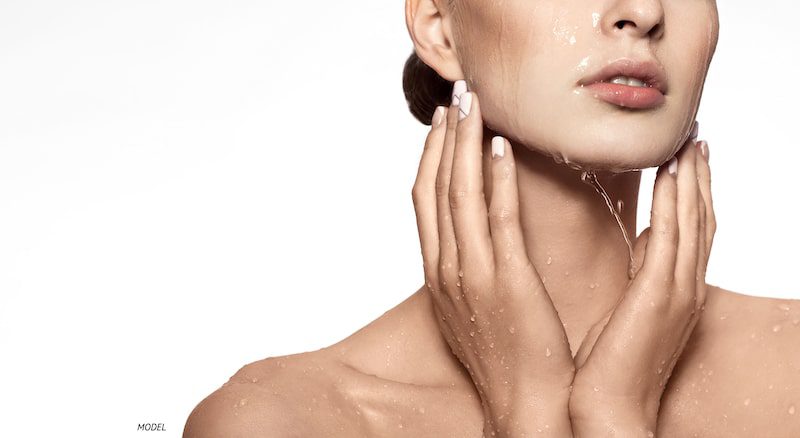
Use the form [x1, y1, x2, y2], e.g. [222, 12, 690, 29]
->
[413, 106, 448, 290]
[695, 140, 715, 257]
[640, 152, 679, 282]
[488, 136, 531, 273]
[437, 81, 467, 293]
[696, 181, 708, 308]
[450, 91, 494, 275]
[674, 140, 700, 299]
[629, 227, 651, 279]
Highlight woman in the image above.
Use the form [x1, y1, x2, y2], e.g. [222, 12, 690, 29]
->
[184, 0, 800, 436]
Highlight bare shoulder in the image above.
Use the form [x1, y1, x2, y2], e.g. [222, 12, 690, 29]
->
[658, 285, 800, 436]
[182, 351, 368, 438]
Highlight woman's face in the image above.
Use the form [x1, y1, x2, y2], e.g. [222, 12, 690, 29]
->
[448, 0, 719, 172]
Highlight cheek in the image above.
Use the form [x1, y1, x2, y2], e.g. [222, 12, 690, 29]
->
[457, 3, 560, 142]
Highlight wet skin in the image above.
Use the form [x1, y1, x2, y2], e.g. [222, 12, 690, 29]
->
[183, 102, 800, 437]
[183, 284, 800, 437]
[183, 0, 800, 434]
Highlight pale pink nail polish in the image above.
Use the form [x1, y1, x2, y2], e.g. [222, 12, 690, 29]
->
[452, 80, 467, 106]
[690, 121, 699, 140]
[458, 92, 472, 121]
[491, 136, 505, 159]
[431, 106, 446, 127]
[668, 156, 678, 176]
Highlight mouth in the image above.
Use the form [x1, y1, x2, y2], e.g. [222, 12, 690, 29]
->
[578, 58, 668, 109]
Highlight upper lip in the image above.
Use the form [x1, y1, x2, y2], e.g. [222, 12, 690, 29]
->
[579, 58, 668, 94]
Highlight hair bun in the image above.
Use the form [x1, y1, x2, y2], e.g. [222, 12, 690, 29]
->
[402, 51, 453, 125]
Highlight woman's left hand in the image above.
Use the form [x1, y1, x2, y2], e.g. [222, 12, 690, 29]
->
[568, 137, 715, 437]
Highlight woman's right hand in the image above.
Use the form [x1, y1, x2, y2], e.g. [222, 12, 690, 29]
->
[411, 81, 575, 437]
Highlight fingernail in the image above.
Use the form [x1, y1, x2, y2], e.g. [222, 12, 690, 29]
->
[458, 92, 473, 121]
[698, 140, 709, 162]
[668, 156, 678, 176]
[431, 106, 446, 127]
[492, 136, 505, 159]
[452, 80, 467, 106]
[690, 121, 699, 140]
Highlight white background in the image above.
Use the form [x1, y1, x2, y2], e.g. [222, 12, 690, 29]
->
[1, 1, 798, 436]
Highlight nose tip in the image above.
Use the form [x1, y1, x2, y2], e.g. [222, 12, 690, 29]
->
[606, 1, 665, 40]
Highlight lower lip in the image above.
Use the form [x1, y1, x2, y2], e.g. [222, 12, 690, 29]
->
[583, 82, 665, 109]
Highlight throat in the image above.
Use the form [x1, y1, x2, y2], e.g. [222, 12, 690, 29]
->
[580, 170, 636, 279]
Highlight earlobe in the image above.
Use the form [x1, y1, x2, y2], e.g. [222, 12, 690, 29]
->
[405, 0, 464, 82]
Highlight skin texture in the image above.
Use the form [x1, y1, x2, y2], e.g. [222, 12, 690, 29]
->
[183, 1, 800, 436]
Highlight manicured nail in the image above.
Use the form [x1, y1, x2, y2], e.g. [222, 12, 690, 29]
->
[698, 140, 709, 162]
[431, 106, 446, 127]
[458, 92, 473, 121]
[452, 80, 467, 106]
[492, 136, 505, 159]
[667, 156, 678, 176]
[689, 121, 699, 140]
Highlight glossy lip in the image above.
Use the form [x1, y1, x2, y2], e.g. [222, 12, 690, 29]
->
[578, 57, 668, 95]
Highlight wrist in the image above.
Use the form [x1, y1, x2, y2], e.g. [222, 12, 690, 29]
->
[569, 396, 657, 438]
[482, 391, 573, 437]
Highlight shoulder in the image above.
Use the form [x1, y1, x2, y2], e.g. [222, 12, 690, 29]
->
[182, 351, 365, 438]
[658, 285, 800, 436]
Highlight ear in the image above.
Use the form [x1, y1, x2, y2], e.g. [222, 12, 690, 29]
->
[405, 0, 464, 81]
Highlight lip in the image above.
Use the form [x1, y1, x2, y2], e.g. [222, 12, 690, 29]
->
[578, 58, 668, 109]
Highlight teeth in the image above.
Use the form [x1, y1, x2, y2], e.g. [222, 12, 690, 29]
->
[607, 75, 648, 87]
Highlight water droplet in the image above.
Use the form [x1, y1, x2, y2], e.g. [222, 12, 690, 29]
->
[505, 253, 512, 260]
[469, 331, 475, 337]
[238, 398, 248, 407]
[470, 314, 476, 322]
[789, 405, 796, 415]
[657, 367, 663, 375]
[458, 270, 464, 278]
[720, 315, 728, 320]
[489, 342, 495, 349]
[773, 324, 782, 333]
[546, 256, 553, 265]
[744, 398, 751, 406]
[250, 377, 259, 383]
[616, 199, 624, 213]
[508, 326, 516, 334]
[546, 347, 552, 357]
[593, 386, 599, 392]
[778, 304, 791, 311]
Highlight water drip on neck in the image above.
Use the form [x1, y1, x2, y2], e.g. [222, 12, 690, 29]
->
[580, 171, 635, 278]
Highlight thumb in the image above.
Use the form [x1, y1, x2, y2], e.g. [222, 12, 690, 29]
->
[628, 227, 651, 279]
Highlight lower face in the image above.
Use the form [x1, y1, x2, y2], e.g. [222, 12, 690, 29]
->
[452, 0, 720, 173]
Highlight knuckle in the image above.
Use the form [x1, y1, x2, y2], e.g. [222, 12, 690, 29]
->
[658, 220, 679, 243]
[488, 205, 517, 226]
[411, 184, 428, 204]
[448, 185, 469, 210]
[435, 177, 449, 198]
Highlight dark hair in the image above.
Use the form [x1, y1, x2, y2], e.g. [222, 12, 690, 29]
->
[402, 51, 454, 125]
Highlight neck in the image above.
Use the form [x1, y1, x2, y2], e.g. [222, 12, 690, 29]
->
[480, 127, 641, 352]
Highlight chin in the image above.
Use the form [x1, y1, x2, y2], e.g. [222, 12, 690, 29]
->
[508, 125, 682, 174]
